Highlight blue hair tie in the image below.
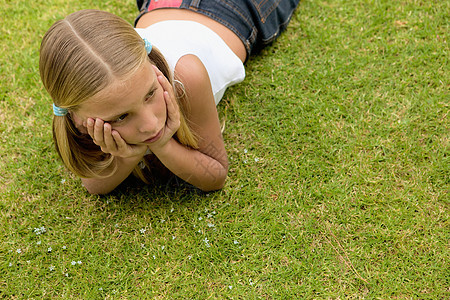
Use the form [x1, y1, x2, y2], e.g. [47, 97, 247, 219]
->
[143, 38, 152, 54]
[53, 103, 68, 116]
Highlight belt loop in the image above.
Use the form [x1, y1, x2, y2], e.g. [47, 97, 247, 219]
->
[190, 0, 201, 9]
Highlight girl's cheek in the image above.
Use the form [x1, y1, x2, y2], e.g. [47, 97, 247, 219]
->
[114, 128, 132, 143]
[70, 112, 88, 134]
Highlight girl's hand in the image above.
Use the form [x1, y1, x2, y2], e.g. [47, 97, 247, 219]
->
[87, 117, 148, 159]
[148, 66, 181, 152]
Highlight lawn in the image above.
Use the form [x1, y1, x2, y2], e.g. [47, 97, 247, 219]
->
[0, 0, 448, 298]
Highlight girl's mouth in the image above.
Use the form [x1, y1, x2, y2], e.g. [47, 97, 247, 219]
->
[143, 128, 163, 144]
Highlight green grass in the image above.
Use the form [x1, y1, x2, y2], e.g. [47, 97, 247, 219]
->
[1, 0, 448, 298]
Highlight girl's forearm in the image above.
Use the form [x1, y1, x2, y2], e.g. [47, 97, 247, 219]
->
[81, 155, 143, 195]
[151, 138, 228, 191]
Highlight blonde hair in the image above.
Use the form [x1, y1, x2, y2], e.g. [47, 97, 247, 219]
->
[39, 9, 198, 182]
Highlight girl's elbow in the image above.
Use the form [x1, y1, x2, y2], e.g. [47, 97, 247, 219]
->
[200, 168, 228, 192]
[199, 181, 225, 192]
[83, 185, 109, 195]
[204, 180, 226, 192]
[85, 187, 110, 195]
[81, 178, 114, 195]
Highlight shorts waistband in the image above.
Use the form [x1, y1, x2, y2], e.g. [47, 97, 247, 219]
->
[135, 0, 300, 57]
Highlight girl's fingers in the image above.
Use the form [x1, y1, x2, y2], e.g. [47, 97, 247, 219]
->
[86, 117, 146, 157]
[158, 75, 178, 107]
[86, 118, 95, 139]
[90, 118, 104, 145]
[152, 67, 180, 128]
[164, 91, 181, 131]
[152, 64, 163, 77]
[164, 91, 178, 117]
[102, 123, 118, 152]
[112, 130, 127, 151]
[157, 74, 172, 94]
[86, 118, 117, 152]
[153, 66, 173, 95]
[152, 65, 177, 109]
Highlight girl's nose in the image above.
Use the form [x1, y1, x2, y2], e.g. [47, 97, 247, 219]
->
[138, 110, 158, 134]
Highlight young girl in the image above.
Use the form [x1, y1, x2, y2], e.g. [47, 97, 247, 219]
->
[39, 1, 300, 194]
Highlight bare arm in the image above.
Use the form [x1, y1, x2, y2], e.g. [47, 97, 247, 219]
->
[150, 56, 229, 191]
[152, 138, 227, 191]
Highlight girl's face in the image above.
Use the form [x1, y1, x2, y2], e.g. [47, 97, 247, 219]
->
[73, 61, 167, 145]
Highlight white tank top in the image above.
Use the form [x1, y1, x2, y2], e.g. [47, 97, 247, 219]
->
[135, 20, 245, 105]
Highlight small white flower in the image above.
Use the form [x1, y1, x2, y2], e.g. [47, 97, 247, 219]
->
[61, 179, 66, 184]
[203, 237, 210, 247]
[77, 261, 82, 265]
[172, 236, 176, 240]
[34, 226, 46, 235]
[16, 249, 21, 254]
[115, 224, 119, 228]
[207, 223, 215, 228]
[153, 255, 156, 259]
[207, 213, 213, 218]
[62, 246, 67, 250]
[249, 279, 254, 286]
[98, 287, 103, 291]
[160, 219, 165, 223]
[229, 285, 233, 289]
[188, 255, 192, 260]
[243, 159, 247, 164]
[65, 273, 69, 277]
[170, 208, 174, 213]
[37, 241, 41, 245]
[139, 228, 146, 234]
[198, 217, 203, 221]
[244, 149, 248, 154]
[71, 261, 76, 265]
[233, 240, 239, 245]
[254, 157, 260, 162]
[48, 247, 52, 253]
[49, 265, 55, 271]
[9, 262, 12, 267]
[26, 260, 30, 264]
[161, 246, 165, 250]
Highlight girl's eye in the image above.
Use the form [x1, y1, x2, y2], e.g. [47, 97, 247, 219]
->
[145, 89, 156, 100]
[113, 114, 128, 123]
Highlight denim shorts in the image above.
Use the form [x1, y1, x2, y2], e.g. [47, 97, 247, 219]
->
[135, 0, 300, 56]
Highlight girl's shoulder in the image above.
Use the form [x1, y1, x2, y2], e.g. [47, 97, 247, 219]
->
[174, 54, 220, 137]
[175, 54, 213, 109]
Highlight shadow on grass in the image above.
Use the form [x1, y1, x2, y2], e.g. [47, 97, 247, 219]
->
[91, 172, 215, 218]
